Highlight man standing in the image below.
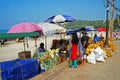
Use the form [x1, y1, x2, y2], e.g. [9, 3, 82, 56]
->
[80, 27, 89, 64]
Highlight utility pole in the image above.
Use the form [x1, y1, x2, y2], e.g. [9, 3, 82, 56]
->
[117, 15, 120, 27]
[104, 0, 109, 47]
[109, 0, 114, 40]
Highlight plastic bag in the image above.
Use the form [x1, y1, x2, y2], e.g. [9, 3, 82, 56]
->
[94, 47, 105, 62]
[87, 50, 96, 64]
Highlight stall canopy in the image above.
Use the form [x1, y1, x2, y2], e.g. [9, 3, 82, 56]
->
[38, 22, 66, 36]
[97, 28, 106, 32]
[0, 32, 39, 39]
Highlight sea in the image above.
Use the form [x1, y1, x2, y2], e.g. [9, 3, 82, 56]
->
[0, 29, 9, 33]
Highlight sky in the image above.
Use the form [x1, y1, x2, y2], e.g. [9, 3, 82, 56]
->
[0, 0, 119, 30]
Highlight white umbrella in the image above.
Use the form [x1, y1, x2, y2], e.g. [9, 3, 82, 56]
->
[38, 22, 66, 36]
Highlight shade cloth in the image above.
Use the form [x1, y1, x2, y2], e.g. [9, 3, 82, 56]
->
[0, 32, 39, 39]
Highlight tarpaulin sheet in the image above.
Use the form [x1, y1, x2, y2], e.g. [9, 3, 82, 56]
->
[0, 32, 40, 39]
[0, 58, 39, 80]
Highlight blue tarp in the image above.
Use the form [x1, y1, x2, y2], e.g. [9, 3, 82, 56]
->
[67, 29, 81, 35]
[67, 28, 97, 35]
[93, 37, 101, 43]
[0, 58, 39, 80]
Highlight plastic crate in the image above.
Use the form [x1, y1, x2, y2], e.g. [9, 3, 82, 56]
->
[0, 58, 39, 80]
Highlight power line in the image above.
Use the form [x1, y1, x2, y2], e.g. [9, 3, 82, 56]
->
[103, 0, 106, 8]
[108, 0, 120, 12]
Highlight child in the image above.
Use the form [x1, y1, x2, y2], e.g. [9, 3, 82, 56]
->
[69, 32, 79, 68]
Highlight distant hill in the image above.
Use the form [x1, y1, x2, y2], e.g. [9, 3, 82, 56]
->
[62, 16, 120, 30]
[63, 20, 106, 30]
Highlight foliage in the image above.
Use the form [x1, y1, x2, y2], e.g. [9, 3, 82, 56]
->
[64, 20, 106, 30]
[63, 18, 120, 30]
[114, 16, 120, 30]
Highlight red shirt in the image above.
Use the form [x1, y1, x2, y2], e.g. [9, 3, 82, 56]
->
[71, 44, 78, 60]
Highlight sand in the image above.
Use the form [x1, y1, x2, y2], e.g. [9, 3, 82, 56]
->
[32, 40, 120, 80]
[0, 36, 60, 62]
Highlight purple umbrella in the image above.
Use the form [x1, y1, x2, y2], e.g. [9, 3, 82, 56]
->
[8, 22, 43, 51]
[8, 22, 43, 34]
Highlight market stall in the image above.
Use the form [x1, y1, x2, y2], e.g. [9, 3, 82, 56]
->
[0, 32, 40, 80]
[33, 39, 69, 72]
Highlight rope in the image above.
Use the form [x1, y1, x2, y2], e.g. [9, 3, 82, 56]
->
[16, 62, 24, 80]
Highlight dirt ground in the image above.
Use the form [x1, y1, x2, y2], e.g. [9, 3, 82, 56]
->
[32, 40, 120, 80]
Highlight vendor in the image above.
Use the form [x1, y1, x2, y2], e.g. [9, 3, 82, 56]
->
[57, 39, 66, 51]
[38, 43, 46, 52]
[93, 34, 101, 43]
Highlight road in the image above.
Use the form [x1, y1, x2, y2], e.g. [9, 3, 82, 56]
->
[32, 40, 120, 80]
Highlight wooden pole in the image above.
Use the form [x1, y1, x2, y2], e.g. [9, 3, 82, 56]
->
[109, 0, 114, 40]
[105, 0, 109, 47]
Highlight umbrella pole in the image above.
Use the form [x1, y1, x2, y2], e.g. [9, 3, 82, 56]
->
[45, 36, 47, 50]
[23, 38, 26, 51]
[26, 37, 29, 48]
[35, 37, 37, 53]
[60, 34, 62, 39]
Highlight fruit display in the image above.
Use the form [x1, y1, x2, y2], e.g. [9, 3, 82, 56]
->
[86, 40, 116, 57]
[37, 48, 60, 71]
[32, 48, 67, 71]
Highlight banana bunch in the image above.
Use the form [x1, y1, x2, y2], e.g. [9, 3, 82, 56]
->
[86, 44, 96, 55]
[86, 43, 100, 55]
[106, 50, 112, 57]
[102, 48, 112, 57]
[39, 57, 45, 61]
[86, 40, 116, 57]
[49, 49, 56, 54]
[45, 53, 51, 58]
[108, 41, 116, 52]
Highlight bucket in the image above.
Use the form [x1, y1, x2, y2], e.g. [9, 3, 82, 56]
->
[18, 51, 31, 59]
